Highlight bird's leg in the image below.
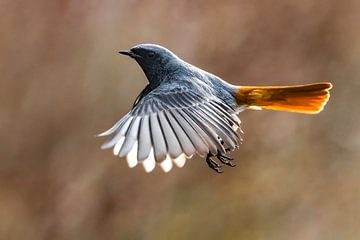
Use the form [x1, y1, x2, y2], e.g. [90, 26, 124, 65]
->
[216, 151, 236, 167]
[206, 152, 223, 173]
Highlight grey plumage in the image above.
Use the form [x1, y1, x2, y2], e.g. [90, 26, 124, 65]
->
[158, 111, 182, 158]
[149, 113, 167, 162]
[137, 115, 151, 161]
[202, 104, 240, 144]
[178, 109, 217, 155]
[98, 113, 128, 137]
[101, 116, 132, 150]
[182, 108, 219, 154]
[165, 111, 196, 157]
[171, 109, 209, 157]
[193, 106, 237, 150]
[119, 117, 141, 157]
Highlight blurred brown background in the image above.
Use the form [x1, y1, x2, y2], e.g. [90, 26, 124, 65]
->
[1, 0, 359, 239]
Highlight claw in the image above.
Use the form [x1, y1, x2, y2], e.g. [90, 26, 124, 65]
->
[222, 159, 236, 167]
[213, 166, 223, 173]
[216, 151, 236, 167]
[219, 154, 233, 161]
[205, 150, 237, 172]
[206, 152, 223, 173]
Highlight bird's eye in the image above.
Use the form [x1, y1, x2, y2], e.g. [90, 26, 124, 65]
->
[147, 52, 155, 58]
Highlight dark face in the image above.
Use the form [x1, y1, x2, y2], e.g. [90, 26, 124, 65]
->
[119, 47, 156, 61]
[119, 44, 176, 84]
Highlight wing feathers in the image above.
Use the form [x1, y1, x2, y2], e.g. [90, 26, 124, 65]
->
[98, 114, 131, 137]
[100, 86, 242, 173]
[186, 108, 225, 154]
[126, 141, 138, 168]
[158, 111, 183, 158]
[202, 104, 240, 144]
[210, 102, 240, 127]
[160, 155, 173, 172]
[101, 116, 133, 150]
[165, 111, 196, 157]
[182, 108, 219, 154]
[119, 117, 141, 157]
[137, 115, 152, 161]
[173, 109, 210, 157]
[113, 137, 125, 155]
[142, 148, 156, 172]
[150, 113, 167, 162]
[173, 154, 187, 168]
[193, 106, 236, 150]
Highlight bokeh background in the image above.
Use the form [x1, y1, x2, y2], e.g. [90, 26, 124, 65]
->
[1, 1, 360, 239]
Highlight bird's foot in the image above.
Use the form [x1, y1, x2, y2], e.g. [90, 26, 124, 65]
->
[216, 151, 236, 167]
[206, 152, 223, 173]
[205, 150, 236, 172]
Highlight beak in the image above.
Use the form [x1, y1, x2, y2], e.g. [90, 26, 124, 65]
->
[118, 50, 134, 57]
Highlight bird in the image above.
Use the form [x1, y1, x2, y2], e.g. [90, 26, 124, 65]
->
[99, 43, 332, 173]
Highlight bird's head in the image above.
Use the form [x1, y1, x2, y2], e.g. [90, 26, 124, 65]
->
[119, 44, 178, 84]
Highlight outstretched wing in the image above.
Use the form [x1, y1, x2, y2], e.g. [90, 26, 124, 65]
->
[99, 85, 241, 173]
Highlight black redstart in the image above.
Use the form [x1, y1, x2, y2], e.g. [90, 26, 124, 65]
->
[99, 44, 332, 173]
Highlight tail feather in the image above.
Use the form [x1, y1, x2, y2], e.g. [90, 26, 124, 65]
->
[235, 82, 332, 114]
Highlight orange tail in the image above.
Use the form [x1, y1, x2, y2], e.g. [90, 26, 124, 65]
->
[235, 82, 332, 114]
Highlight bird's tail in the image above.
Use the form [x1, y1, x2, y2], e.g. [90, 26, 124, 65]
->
[234, 82, 332, 114]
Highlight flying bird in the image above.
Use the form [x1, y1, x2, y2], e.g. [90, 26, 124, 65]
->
[99, 44, 332, 173]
